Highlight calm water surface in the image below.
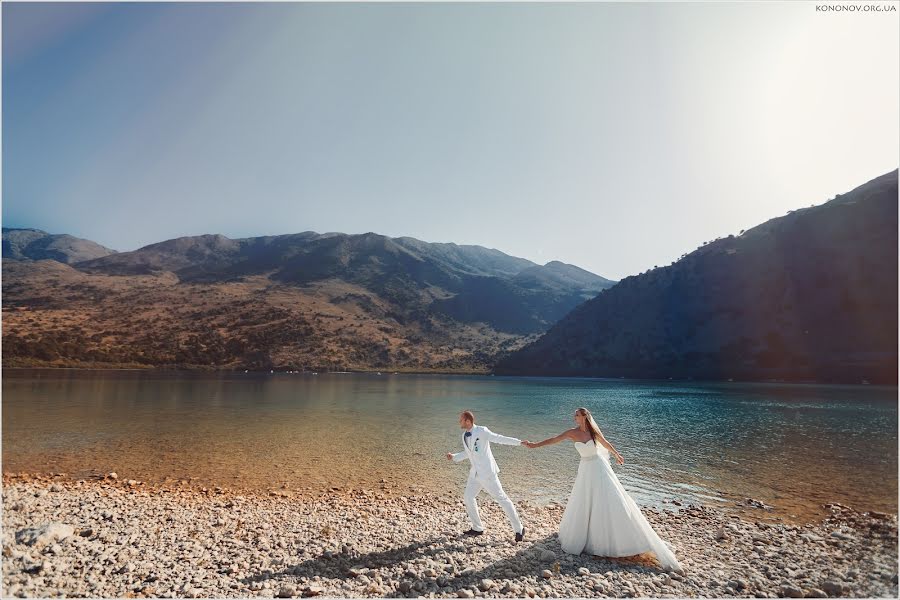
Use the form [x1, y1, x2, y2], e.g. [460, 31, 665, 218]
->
[3, 370, 897, 523]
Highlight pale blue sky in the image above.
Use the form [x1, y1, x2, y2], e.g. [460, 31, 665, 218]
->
[3, 2, 898, 279]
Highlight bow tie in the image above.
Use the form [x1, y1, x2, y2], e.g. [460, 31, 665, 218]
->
[465, 431, 472, 447]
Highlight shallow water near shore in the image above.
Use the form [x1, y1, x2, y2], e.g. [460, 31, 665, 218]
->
[3, 369, 897, 523]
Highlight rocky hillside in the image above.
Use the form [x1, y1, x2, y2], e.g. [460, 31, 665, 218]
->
[2, 228, 116, 264]
[2, 231, 614, 372]
[496, 169, 899, 384]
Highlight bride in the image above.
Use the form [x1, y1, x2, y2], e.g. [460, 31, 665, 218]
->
[524, 407, 682, 572]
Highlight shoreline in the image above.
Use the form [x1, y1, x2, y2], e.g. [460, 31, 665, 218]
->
[4, 468, 890, 529]
[2, 475, 897, 598]
[4, 366, 897, 388]
[1, 365, 491, 376]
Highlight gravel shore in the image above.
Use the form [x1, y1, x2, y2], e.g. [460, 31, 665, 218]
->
[2, 474, 897, 598]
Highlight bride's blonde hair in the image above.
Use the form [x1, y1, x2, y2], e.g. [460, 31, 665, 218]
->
[576, 407, 602, 443]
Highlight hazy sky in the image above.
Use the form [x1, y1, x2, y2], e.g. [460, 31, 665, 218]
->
[3, 2, 898, 280]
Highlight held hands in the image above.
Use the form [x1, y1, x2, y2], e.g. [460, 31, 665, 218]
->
[521, 441, 537, 449]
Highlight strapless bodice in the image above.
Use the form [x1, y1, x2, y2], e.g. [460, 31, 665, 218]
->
[574, 439, 609, 461]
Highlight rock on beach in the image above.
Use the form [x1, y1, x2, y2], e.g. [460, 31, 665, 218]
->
[1, 473, 897, 598]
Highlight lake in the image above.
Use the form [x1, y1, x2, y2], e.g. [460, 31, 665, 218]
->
[3, 369, 896, 524]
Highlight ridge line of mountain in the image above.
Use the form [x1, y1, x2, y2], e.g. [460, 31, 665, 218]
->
[3, 226, 615, 283]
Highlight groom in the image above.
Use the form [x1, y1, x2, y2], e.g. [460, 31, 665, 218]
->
[446, 410, 526, 542]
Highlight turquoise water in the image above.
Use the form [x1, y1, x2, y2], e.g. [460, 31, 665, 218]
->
[3, 370, 896, 523]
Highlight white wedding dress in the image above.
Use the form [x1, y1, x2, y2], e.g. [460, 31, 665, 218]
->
[558, 439, 682, 571]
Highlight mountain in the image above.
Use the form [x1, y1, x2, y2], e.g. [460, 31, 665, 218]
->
[71, 231, 615, 334]
[496, 169, 899, 384]
[433, 261, 615, 335]
[2, 227, 117, 264]
[393, 237, 536, 278]
[513, 261, 615, 293]
[74, 232, 538, 283]
[2, 230, 615, 372]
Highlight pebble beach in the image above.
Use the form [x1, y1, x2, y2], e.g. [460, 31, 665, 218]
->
[2, 473, 897, 599]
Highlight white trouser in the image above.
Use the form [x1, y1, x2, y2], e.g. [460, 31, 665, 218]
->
[464, 472, 523, 534]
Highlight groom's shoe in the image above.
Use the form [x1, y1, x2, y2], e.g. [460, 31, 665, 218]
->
[515, 527, 525, 543]
[462, 529, 484, 537]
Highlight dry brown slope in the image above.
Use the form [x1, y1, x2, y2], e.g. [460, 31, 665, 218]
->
[2, 259, 533, 372]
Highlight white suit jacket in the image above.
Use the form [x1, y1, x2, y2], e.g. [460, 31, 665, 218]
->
[452, 425, 521, 478]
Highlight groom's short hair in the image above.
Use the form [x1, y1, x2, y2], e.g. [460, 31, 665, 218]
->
[461, 410, 475, 424]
